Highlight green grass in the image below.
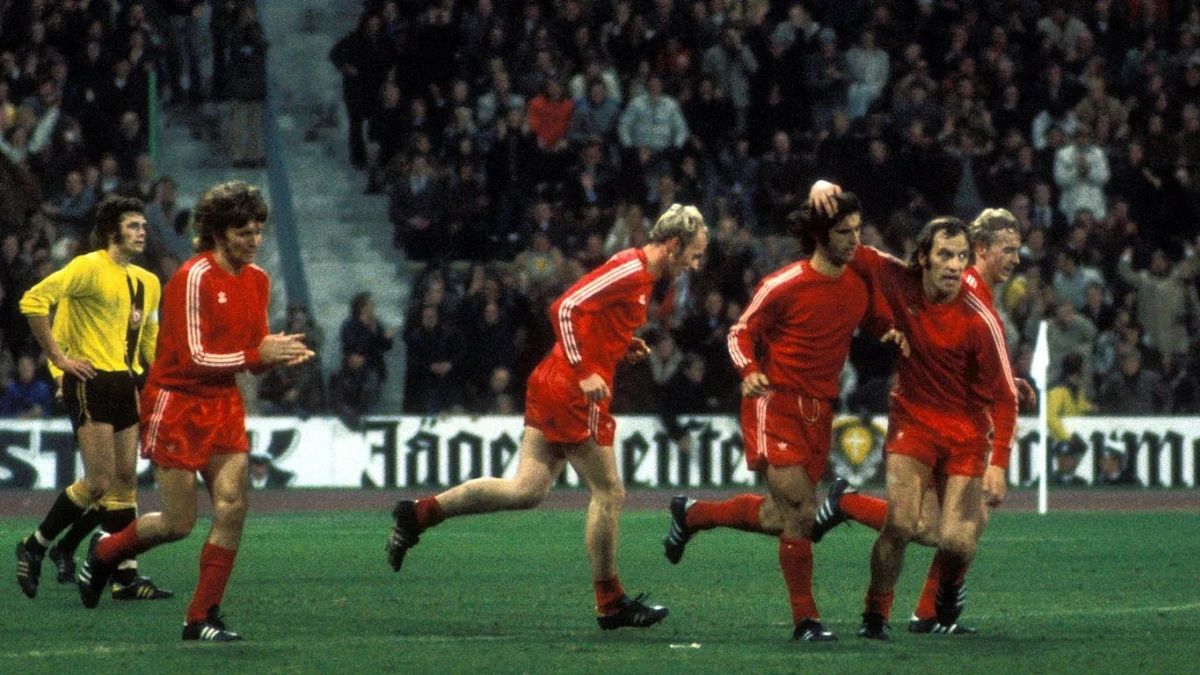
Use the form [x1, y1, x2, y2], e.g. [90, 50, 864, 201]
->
[2, 507, 1198, 674]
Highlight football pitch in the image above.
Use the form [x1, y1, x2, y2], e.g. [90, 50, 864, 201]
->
[2, 502, 1198, 674]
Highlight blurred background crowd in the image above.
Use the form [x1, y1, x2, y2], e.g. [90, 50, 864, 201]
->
[5, 1, 1200, 443]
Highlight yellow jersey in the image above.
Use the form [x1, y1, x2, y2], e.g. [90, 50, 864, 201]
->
[1046, 384, 1094, 442]
[20, 250, 161, 375]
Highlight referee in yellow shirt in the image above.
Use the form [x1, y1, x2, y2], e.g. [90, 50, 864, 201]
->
[15, 195, 172, 600]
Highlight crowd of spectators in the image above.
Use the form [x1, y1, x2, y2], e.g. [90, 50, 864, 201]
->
[324, 0, 1200, 425]
[8, 1, 1200, 429]
[0, 0, 256, 415]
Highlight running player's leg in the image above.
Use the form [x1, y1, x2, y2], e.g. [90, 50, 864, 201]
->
[567, 438, 667, 629]
[387, 427, 566, 571]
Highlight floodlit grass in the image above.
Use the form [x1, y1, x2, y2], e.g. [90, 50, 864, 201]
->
[2, 507, 1197, 674]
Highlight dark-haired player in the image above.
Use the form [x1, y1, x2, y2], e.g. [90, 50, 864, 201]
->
[661, 193, 907, 641]
[78, 181, 314, 642]
[16, 195, 170, 600]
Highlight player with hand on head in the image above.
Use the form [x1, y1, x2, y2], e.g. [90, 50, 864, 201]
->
[16, 195, 171, 601]
[76, 181, 315, 642]
[661, 193, 908, 642]
[387, 204, 709, 630]
[809, 182, 1032, 635]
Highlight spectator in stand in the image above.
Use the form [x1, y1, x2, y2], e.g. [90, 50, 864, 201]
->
[226, 2, 268, 169]
[330, 12, 396, 169]
[1046, 353, 1093, 459]
[701, 26, 757, 134]
[1098, 350, 1169, 414]
[1051, 249, 1105, 310]
[526, 78, 574, 187]
[802, 27, 846, 131]
[618, 74, 688, 177]
[389, 153, 446, 260]
[844, 29, 889, 119]
[476, 69, 525, 129]
[402, 303, 462, 415]
[1054, 124, 1109, 221]
[568, 77, 621, 149]
[1045, 300, 1098, 389]
[0, 354, 53, 418]
[336, 292, 395, 417]
[43, 169, 96, 236]
[109, 111, 148, 181]
[1117, 244, 1200, 368]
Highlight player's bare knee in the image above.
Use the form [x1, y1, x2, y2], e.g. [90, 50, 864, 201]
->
[215, 495, 248, 525]
[914, 520, 940, 546]
[883, 514, 919, 543]
[592, 483, 625, 512]
[939, 530, 976, 560]
[162, 515, 195, 541]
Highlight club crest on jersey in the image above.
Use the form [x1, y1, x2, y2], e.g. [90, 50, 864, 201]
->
[829, 416, 886, 486]
[218, 291, 228, 304]
[638, 294, 647, 305]
[129, 308, 143, 328]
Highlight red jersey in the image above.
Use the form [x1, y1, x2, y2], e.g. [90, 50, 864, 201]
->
[850, 247, 1017, 464]
[728, 260, 888, 401]
[147, 252, 270, 397]
[962, 267, 1019, 468]
[548, 248, 655, 384]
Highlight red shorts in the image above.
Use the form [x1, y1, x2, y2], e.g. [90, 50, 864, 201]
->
[524, 355, 616, 446]
[740, 392, 833, 483]
[885, 416, 987, 478]
[140, 383, 249, 472]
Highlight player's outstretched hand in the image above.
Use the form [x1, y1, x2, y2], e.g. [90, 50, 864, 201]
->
[740, 371, 770, 398]
[625, 336, 651, 363]
[983, 464, 1007, 507]
[809, 180, 843, 217]
[579, 373, 611, 402]
[880, 329, 910, 358]
[1015, 378, 1037, 411]
[259, 333, 311, 365]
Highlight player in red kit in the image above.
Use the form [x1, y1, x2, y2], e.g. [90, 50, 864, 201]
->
[809, 184, 1032, 635]
[844, 217, 1018, 640]
[387, 204, 708, 629]
[660, 193, 907, 641]
[77, 181, 314, 641]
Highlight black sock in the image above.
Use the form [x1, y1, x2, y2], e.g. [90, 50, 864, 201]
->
[55, 508, 104, 557]
[102, 507, 138, 585]
[28, 491, 88, 554]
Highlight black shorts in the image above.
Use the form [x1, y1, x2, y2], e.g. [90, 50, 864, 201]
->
[63, 371, 140, 433]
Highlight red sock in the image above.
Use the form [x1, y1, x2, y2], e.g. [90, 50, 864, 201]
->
[864, 588, 895, 620]
[685, 494, 764, 532]
[841, 493, 888, 531]
[185, 543, 238, 624]
[779, 537, 818, 622]
[95, 524, 153, 563]
[914, 550, 969, 620]
[593, 575, 626, 616]
[415, 497, 444, 531]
